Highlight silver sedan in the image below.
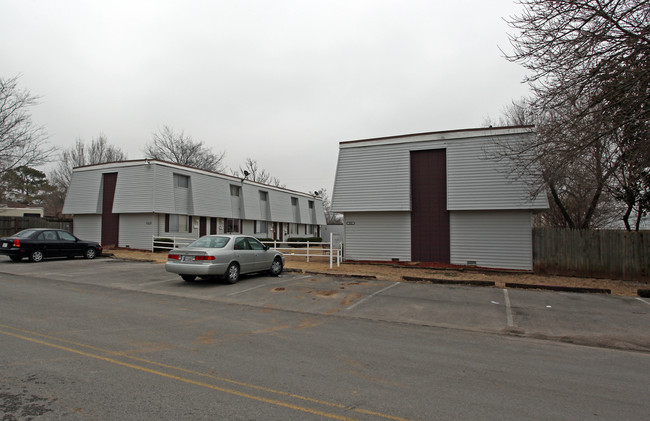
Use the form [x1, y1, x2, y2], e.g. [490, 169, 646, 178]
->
[165, 235, 284, 283]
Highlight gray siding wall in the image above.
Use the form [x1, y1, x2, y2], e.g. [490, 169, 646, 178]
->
[152, 165, 175, 214]
[66, 161, 325, 227]
[446, 137, 543, 210]
[113, 166, 154, 213]
[191, 172, 232, 217]
[450, 210, 533, 270]
[269, 189, 293, 222]
[333, 143, 411, 212]
[119, 214, 155, 250]
[63, 171, 103, 214]
[241, 184, 261, 221]
[332, 130, 548, 212]
[313, 200, 326, 225]
[73, 214, 101, 243]
[343, 212, 411, 261]
[298, 197, 311, 224]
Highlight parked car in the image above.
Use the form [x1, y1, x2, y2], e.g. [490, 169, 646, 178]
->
[0, 228, 103, 262]
[165, 235, 284, 283]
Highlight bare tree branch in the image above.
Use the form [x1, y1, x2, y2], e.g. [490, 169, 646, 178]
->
[0, 75, 53, 174]
[144, 126, 226, 172]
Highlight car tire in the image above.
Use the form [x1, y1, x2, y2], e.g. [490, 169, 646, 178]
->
[29, 250, 44, 262]
[268, 257, 283, 277]
[225, 262, 240, 284]
[181, 275, 197, 282]
[84, 247, 97, 259]
[9, 256, 22, 262]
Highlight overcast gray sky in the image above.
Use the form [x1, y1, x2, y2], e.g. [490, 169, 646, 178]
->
[1, 0, 530, 194]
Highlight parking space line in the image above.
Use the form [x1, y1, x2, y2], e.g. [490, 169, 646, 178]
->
[636, 297, 650, 307]
[227, 278, 295, 296]
[503, 289, 514, 327]
[346, 282, 399, 311]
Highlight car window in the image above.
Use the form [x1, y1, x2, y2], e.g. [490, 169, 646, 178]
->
[14, 230, 38, 238]
[248, 238, 266, 250]
[37, 231, 58, 240]
[234, 238, 251, 250]
[58, 231, 76, 241]
[188, 236, 230, 248]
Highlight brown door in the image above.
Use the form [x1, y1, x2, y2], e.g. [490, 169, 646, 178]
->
[210, 218, 217, 234]
[199, 217, 207, 236]
[101, 173, 119, 247]
[410, 149, 449, 263]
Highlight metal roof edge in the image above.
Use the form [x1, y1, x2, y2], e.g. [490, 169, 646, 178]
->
[339, 126, 535, 148]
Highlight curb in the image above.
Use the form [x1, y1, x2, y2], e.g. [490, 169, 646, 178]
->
[505, 283, 611, 294]
[304, 270, 377, 280]
[402, 276, 495, 287]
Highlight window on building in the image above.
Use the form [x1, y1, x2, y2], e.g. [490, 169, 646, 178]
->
[225, 218, 241, 233]
[174, 174, 190, 188]
[290, 223, 297, 235]
[309, 200, 314, 209]
[291, 197, 298, 206]
[230, 185, 241, 196]
[255, 220, 268, 234]
[259, 191, 268, 201]
[307, 225, 314, 235]
[168, 214, 189, 232]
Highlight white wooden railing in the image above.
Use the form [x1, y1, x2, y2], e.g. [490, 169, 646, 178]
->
[152, 236, 195, 250]
[262, 233, 342, 268]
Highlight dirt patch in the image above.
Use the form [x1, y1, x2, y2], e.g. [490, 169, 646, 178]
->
[107, 249, 647, 296]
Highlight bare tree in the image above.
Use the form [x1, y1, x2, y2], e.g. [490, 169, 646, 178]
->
[144, 126, 226, 172]
[233, 158, 284, 187]
[505, 0, 649, 136]
[316, 188, 342, 224]
[0, 75, 53, 174]
[500, 0, 650, 229]
[50, 134, 127, 192]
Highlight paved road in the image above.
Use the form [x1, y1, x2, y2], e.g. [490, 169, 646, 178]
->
[1, 257, 649, 420]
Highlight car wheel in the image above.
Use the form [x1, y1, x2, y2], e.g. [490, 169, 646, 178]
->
[29, 250, 44, 262]
[269, 257, 283, 276]
[181, 275, 197, 282]
[9, 256, 22, 262]
[84, 247, 97, 259]
[225, 262, 240, 284]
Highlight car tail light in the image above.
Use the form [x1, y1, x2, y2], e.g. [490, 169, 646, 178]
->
[168, 254, 180, 260]
[194, 256, 215, 261]
[13, 239, 20, 247]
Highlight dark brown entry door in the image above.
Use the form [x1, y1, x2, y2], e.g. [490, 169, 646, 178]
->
[199, 217, 207, 236]
[410, 149, 450, 263]
[101, 173, 119, 247]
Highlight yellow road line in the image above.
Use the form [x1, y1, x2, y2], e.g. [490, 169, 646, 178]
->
[0, 324, 415, 421]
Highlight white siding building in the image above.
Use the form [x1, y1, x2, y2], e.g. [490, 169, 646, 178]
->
[63, 160, 326, 250]
[331, 126, 548, 270]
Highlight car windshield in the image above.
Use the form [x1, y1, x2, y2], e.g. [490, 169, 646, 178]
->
[13, 229, 38, 238]
[188, 236, 230, 249]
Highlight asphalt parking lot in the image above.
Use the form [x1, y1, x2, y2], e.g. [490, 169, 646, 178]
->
[2, 256, 649, 352]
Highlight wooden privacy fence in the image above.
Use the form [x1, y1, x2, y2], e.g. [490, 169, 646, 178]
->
[533, 228, 649, 281]
[0, 216, 72, 237]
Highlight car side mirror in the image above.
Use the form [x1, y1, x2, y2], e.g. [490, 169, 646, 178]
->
[264, 245, 269, 251]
